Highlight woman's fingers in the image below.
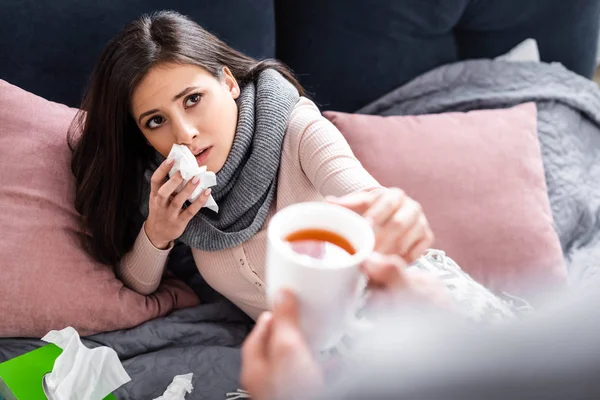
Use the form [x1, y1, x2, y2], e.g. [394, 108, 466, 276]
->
[150, 158, 174, 195]
[332, 188, 433, 264]
[405, 221, 434, 263]
[327, 191, 380, 215]
[180, 188, 212, 222]
[396, 219, 425, 256]
[363, 188, 405, 226]
[169, 177, 201, 213]
[375, 199, 420, 253]
[156, 172, 184, 207]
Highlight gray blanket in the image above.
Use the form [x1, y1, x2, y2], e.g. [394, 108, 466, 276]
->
[0, 302, 250, 399]
[0, 245, 252, 400]
[359, 60, 600, 288]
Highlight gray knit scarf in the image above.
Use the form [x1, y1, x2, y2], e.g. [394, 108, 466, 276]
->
[140, 69, 300, 251]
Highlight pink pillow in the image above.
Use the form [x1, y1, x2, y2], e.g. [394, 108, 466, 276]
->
[324, 103, 567, 296]
[0, 80, 199, 338]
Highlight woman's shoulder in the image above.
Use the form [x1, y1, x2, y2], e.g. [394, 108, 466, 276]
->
[285, 96, 327, 138]
[289, 96, 322, 118]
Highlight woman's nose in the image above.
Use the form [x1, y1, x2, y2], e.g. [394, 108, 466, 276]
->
[174, 119, 199, 144]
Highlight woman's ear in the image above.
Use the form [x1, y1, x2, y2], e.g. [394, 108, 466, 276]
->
[222, 67, 240, 99]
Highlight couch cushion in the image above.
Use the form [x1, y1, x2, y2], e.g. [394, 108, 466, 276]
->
[0, 80, 199, 338]
[324, 103, 567, 296]
[0, 0, 275, 107]
[275, 0, 462, 112]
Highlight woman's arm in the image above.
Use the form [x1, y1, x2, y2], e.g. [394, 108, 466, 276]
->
[289, 98, 382, 197]
[288, 98, 434, 262]
[118, 222, 173, 295]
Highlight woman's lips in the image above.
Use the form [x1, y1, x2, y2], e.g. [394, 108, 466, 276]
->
[195, 146, 212, 166]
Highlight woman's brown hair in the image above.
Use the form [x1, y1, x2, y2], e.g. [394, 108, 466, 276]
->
[69, 10, 304, 265]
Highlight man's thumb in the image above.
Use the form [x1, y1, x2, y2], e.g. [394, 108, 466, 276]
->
[362, 253, 407, 290]
[272, 289, 301, 328]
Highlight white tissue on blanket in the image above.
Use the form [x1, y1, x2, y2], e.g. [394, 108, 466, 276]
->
[41, 326, 131, 400]
[168, 144, 219, 212]
[153, 373, 194, 400]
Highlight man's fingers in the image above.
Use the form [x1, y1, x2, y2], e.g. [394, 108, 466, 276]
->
[401, 270, 455, 310]
[361, 253, 407, 290]
[269, 289, 318, 376]
[150, 158, 174, 195]
[240, 312, 272, 391]
[242, 312, 273, 362]
[272, 289, 301, 328]
[270, 289, 308, 353]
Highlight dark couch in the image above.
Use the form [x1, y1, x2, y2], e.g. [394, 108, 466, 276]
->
[1, 0, 599, 112]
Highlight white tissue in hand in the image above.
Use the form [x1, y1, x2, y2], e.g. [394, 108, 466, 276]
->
[41, 326, 131, 400]
[168, 144, 218, 212]
[153, 373, 194, 400]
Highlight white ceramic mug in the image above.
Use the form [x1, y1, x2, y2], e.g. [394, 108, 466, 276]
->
[265, 202, 375, 350]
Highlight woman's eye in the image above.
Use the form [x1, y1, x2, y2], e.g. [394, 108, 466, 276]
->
[185, 93, 201, 107]
[147, 116, 164, 129]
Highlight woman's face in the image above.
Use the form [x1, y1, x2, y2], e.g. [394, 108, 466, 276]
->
[131, 63, 240, 173]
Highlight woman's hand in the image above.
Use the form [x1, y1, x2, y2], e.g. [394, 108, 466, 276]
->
[328, 188, 434, 263]
[144, 158, 212, 249]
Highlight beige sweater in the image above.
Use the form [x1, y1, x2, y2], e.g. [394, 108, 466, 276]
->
[119, 97, 381, 320]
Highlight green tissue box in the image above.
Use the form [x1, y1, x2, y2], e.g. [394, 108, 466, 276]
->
[0, 344, 116, 400]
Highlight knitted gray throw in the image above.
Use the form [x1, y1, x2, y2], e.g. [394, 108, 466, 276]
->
[140, 69, 300, 251]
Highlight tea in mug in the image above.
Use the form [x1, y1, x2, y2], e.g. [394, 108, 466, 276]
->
[284, 228, 356, 263]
